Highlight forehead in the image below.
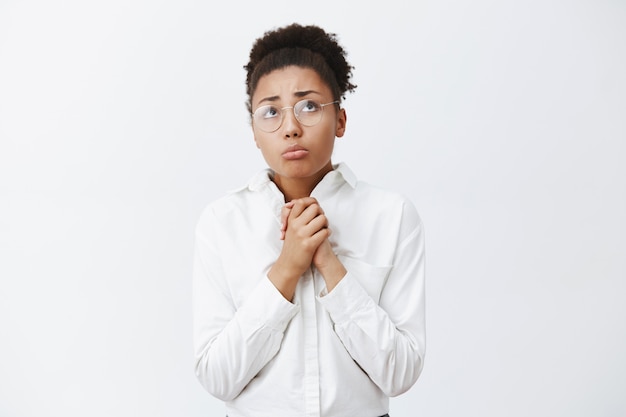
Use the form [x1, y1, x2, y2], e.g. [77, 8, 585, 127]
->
[252, 66, 332, 105]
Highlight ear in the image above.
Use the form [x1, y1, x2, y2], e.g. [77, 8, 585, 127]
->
[335, 108, 347, 138]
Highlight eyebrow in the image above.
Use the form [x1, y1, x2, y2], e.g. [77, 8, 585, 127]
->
[256, 90, 322, 106]
[294, 90, 320, 98]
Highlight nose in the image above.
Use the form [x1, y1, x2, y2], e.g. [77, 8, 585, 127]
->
[282, 107, 302, 139]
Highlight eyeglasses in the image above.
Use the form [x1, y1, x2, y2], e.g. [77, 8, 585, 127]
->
[252, 99, 339, 133]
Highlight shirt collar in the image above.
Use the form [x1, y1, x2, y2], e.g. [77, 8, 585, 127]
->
[329, 162, 358, 189]
[246, 168, 274, 192]
[246, 162, 358, 193]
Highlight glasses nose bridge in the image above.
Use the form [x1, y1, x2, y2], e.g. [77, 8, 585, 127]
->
[280, 105, 300, 125]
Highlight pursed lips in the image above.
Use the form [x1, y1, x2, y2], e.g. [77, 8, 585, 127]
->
[282, 144, 309, 160]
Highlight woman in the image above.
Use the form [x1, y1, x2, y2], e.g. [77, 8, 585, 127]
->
[193, 23, 426, 417]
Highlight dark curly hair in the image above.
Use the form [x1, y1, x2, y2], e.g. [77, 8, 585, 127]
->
[244, 23, 357, 114]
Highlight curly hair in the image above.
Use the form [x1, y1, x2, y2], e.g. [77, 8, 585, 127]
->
[244, 23, 357, 114]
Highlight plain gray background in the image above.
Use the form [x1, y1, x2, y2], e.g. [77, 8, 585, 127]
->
[1, 0, 625, 416]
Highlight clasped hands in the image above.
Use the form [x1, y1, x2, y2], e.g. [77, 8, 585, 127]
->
[268, 197, 346, 300]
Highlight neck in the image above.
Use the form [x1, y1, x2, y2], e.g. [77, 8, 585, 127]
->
[273, 164, 333, 202]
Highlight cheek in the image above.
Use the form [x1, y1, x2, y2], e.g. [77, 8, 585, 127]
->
[252, 128, 261, 148]
[253, 131, 271, 151]
[255, 138, 279, 161]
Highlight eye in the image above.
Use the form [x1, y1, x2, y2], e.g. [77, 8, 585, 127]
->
[256, 105, 280, 119]
[298, 100, 321, 113]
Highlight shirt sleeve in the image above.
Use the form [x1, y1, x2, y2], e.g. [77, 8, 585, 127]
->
[192, 207, 300, 401]
[317, 202, 426, 397]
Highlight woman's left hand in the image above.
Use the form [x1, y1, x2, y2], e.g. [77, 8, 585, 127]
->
[280, 200, 346, 292]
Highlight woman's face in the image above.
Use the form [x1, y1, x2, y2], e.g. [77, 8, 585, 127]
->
[251, 66, 346, 187]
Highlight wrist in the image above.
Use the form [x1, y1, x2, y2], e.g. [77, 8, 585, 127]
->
[315, 255, 346, 293]
[268, 261, 302, 301]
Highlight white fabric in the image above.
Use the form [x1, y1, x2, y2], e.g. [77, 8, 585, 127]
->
[193, 163, 426, 417]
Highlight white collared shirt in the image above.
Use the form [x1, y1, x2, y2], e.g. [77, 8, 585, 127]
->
[193, 163, 426, 417]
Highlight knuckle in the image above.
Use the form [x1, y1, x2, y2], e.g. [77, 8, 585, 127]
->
[295, 199, 308, 209]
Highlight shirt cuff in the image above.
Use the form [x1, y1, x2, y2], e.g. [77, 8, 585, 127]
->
[241, 276, 300, 333]
[317, 272, 372, 324]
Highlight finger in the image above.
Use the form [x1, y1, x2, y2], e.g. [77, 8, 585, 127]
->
[300, 204, 326, 227]
[304, 213, 329, 235]
[309, 225, 331, 247]
[281, 202, 295, 231]
[288, 197, 321, 219]
[290, 200, 324, 225]
[280, 202, 294, 240]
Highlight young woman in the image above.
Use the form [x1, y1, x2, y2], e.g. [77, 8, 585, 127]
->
[193, 23, 426, 417]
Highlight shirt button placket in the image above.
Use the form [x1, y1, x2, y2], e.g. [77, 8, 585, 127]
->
[302, 269, 320, 417]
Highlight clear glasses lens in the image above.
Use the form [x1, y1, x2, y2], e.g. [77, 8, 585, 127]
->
[294, 100, 323, 126]
[253, 99, 333, 133]
[254, 106, 281, 132]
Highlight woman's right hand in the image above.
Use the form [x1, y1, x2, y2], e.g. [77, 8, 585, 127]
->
[268, 197, 329, 301]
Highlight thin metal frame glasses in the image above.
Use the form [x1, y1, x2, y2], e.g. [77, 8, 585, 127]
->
[252, 99, 339, 133]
